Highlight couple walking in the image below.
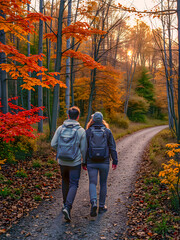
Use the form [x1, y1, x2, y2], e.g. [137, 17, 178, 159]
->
[51, 106, 118, 222]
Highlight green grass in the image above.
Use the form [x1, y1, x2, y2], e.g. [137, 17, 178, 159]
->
[44, 172, 53, 178]
[0, 187, 11, 198]
[32, 160, 42, 168]
[34, 195, 42, 201]
[15, 169, 28, 178]
[47, 159, 57, 165]
[144, 176, 160, 185]
[153, 215, 173, 237]
[148, 129, 176, 168]
[14, 188, 22, 196]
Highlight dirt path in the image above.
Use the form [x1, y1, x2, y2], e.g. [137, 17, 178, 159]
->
[1, 125, 167, 240]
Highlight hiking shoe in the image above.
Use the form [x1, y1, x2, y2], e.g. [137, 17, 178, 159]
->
[99, 206, 107, 214]
[90, 200, 97, 217]
[62, 207, 71, 221]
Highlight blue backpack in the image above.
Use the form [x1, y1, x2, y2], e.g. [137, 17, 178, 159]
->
[57, 124, 81, 161]
[89, 126, 108, 160]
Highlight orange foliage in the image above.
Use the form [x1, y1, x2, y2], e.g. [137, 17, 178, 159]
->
[0, 43, 66, 90]
[44, 21, 106, 42]
[0, 0, 51, 40]
[74, 77, 91, 101]
[94, 66, 124, 113]
[78, 1, 99, 21]
[0, 0, 67, 90]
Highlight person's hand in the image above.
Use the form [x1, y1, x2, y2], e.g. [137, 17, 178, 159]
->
[82, 164, 87, 170]
[112, 164, 117, 170]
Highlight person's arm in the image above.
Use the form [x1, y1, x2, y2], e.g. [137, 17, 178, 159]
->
[107, 129, 118, 166]
[51, 126, 61, 148]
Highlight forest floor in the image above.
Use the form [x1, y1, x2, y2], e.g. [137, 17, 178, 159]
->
[1, 125, 177, 240]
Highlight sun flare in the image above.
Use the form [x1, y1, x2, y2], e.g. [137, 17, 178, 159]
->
[127, 50, 132, 57]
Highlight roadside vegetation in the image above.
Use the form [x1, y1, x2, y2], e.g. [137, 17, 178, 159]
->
[126, 129, 180, 239]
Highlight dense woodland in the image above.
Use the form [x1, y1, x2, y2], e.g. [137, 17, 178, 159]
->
[0, 0, 180, 140]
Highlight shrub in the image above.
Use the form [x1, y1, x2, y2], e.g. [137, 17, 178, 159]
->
[109, 113, 129, 129]
[0, 136, 37, 163]
[159, 143, 180, 210]
[127, 95, 149, 122]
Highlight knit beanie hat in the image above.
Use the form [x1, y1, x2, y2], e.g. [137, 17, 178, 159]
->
[93, 112, 103, 123]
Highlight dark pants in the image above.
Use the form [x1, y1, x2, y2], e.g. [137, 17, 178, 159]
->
[60, 164, 81, 210]
[87, 163, 109, 207]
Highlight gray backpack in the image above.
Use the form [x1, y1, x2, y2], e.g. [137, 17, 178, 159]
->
[57, 124, 81, 161]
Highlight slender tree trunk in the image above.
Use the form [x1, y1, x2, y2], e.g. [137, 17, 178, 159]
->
[45, 0, 53, 132]
[12, 34, 18, 111]
[177, 0, 180, 142]
[113, 25, 120, 68]
[65, 0, 72, 112]
[38, 0, 44, 132]
[168, 0, 174, 128]
[50, 0, 65, 138]
[70, 0, 80, 107]
[0, 12, 8, 113]
[45, 0, 54, 132]
[27, 3, 31, 110]
[161, 0, 173, 131]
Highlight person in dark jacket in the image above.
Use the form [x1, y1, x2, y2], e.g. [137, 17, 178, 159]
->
[51, 106, 87, 222]
[82, 112, 118, 217]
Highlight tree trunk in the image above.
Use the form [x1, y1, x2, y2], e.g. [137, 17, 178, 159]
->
[12, 34, 18, 111]
[50, 0, 65, 138]
[70, 0, 80, 107]
[168, 0, 174, 129]
[161, 0, 174, 131]
[65, 0, 72, 112]
[0, 11, 8, 113]
[38, 0, 44, 132]
[177, 0, 180, 142]
[27, 3, 31, 110]
[44, 3, 53, 131]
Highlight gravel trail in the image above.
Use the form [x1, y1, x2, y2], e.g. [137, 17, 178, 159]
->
[1, 125, 167, 240]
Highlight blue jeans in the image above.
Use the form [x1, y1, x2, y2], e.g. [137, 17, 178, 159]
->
[60, 164, 81, 210]
[87, 163, 109, 207]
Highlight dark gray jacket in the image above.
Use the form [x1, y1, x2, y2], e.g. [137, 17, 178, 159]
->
[86, 123, 118, 165]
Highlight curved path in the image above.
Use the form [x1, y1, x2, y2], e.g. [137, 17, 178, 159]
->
[2, 125, 167, 240]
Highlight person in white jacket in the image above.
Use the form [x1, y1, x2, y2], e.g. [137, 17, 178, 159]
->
[51, 106, 87, 221]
